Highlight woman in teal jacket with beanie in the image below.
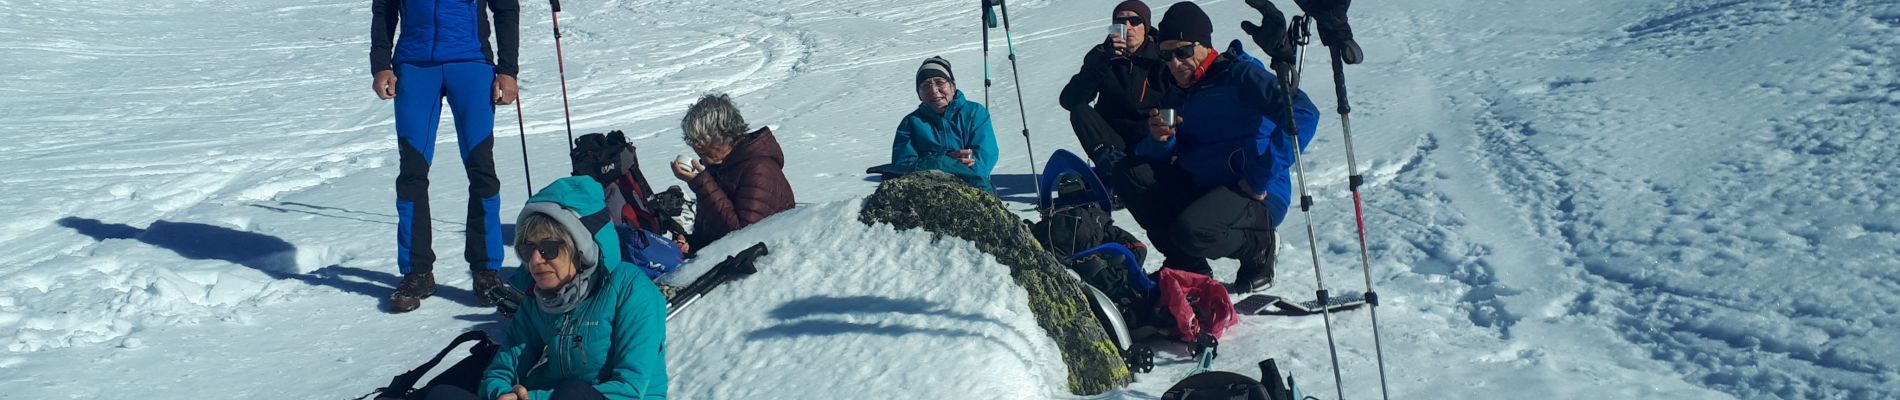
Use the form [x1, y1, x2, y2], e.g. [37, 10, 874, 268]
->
[470, 176, 668, 400]
[892, 56, 1000, 192]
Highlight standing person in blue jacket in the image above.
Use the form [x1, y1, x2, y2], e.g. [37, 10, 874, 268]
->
[370, 0, 520, 312]
[469, 176, 668, 400]
[1110, 1, 1321, 293]
[891, 56, 1001, 192]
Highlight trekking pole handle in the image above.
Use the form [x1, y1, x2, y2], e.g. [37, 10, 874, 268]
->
[548, 0, 561, 12]
[1330, 47, 1350, 115]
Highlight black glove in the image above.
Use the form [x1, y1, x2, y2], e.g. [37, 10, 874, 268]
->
[1292, 0, 1363, 64]
[1239, 0, 1297, 67]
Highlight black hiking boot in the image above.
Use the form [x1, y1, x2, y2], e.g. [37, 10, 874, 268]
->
[1231, 233, 1279, 294]
[472, 269, 504, 308]
[388, 271, 435, 313]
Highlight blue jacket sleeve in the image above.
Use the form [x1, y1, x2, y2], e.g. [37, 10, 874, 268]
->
[482, 311, 545, 399]
[590, 277, 668, 399]
[1238, 60, 1321, 198]
[969, 106, 999, 178]
[892, 116, 921, 167]
[1133, 134, 1175, 161]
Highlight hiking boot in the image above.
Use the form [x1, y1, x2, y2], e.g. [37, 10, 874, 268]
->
[472, 269, 504, 308]
[1232, 233, 1279, 294]
[388, 271, 435, 313]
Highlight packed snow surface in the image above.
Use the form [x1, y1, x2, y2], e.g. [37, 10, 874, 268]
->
[2, 0, 1896, 398]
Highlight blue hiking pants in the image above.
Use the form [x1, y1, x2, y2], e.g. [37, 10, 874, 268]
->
[393, 61, 503, 275]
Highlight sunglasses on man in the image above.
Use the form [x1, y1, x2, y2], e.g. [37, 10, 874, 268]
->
[1166, 43, 1201, 61]
[1113, 16, 1144, 26]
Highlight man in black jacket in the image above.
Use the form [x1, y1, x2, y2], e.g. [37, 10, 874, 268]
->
[1059, 0, 1167, 168]
[370, 0, 520, 313]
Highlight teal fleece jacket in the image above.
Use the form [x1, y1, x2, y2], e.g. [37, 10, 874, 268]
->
[891, 90, 1000, 192]
[483, 176, 668, 400]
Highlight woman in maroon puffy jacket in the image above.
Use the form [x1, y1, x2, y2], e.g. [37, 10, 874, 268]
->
[669, 94, 796, 254]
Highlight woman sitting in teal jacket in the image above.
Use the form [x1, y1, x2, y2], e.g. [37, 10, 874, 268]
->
[476, 176, 668, 400]
[892, 56, 1000, 192]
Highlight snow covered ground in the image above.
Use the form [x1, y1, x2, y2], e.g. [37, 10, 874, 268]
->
[3, 0, 1896, 398]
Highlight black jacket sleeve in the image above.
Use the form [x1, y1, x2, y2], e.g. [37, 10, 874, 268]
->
[369, 0, 399, 75]
[1058, 45, 1113, 111]
[488, 0, 521, 77]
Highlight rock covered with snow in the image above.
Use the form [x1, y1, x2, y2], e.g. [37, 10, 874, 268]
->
[859, 171, 1131, 394]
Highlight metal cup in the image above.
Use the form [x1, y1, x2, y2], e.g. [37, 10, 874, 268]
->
[1159, 109, 1177, 127]
[1108, 24, 1128, 42]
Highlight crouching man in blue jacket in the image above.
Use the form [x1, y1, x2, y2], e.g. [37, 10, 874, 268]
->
[1110, 1, 1320, 293]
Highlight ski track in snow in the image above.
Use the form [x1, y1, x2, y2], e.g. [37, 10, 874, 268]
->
[1441, 0, 1900, 397]
[3, 0, 1898, 398]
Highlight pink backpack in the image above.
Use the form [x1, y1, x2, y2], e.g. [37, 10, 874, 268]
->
[1157, 268, 1238, 341]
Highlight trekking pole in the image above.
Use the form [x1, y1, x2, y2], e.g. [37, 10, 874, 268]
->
[547, 0, 575, 151]
[1278, 15, 1349, 400]
[980, 0, 997, 107]
[1319, 15, 1394, 400]
[993, 0, 1041, 195]
[514, 102, 534, 194]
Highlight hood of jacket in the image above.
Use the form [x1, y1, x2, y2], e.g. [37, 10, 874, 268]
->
[514, 176, 622, 284]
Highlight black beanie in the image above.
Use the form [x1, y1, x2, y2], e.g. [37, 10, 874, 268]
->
[916, 56, 954, 86]
[1155, 1, 1212, 46]
[1113, 0, 1152, 27]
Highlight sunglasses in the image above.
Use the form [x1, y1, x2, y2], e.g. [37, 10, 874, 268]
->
[1113, 16, 1144, 26]
[918, 77, 952, 90]
[517, 239, 566, 260]
[1166, 44, 1200, 61]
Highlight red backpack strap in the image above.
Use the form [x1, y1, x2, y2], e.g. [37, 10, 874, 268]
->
[615, 172, 662, 233]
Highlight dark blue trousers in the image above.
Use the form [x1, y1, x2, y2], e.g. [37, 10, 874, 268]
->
[393, 61, 503, 275]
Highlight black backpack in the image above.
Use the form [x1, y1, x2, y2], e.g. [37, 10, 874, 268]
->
[570, 130, 652, 194]
[358, 331, 501, 400]
[1031, 173, 1118, 257]
[1163, 359, 1304, 400]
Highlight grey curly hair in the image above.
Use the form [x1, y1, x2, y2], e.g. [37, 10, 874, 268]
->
[681, 94, 751, 148]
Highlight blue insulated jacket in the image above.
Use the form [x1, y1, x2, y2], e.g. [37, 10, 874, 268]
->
[1136, 40, 1321, 207]
[892, 90, 1001, 192]
[370, 0, 521, 76]
[483, 177, 668, 400]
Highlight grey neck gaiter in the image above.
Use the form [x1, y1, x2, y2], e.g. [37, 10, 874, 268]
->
[534, 264, 598, 315]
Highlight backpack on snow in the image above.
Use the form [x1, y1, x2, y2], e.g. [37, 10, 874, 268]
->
[1031, 151, 1154, 302]
[1162, 359, 1305, 400]
[358, 331, 500, 400]
[572, 131, 690, 278]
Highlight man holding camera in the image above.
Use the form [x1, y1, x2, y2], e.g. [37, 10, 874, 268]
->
[1059, 0, 1166, 171]
[1109, 0, 1321, 293]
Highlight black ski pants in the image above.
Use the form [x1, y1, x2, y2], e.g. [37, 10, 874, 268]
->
[1070, 107, 1150, 204]
[1109, 157, 1276, 276]
[1069, 107, 1131, 161]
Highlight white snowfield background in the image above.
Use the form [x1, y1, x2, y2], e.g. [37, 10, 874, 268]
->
[2, 0, 1896, 398]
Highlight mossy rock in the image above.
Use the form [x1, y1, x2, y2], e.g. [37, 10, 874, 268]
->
[858, 171, 1131, 394]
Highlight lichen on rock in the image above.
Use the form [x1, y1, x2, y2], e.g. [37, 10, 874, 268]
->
[858, 171, 1131, 394]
